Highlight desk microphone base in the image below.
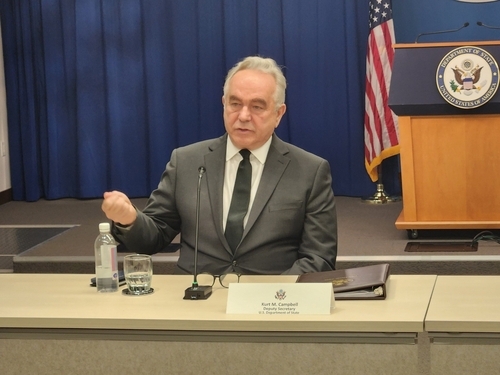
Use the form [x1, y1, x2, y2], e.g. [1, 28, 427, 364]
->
[183, 285, 212, 300]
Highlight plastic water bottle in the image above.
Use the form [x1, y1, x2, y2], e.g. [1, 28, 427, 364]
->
[94, 222, 118, 292]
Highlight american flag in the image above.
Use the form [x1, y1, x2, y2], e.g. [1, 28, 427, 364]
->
[364, 0, 399, 182]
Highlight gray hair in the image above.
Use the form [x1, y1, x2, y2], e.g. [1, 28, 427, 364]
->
[223, 56, 286, 109]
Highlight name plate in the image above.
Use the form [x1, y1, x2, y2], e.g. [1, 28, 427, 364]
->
[226, 283, 334, 315]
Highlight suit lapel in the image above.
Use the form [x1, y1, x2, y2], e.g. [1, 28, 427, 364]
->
[243, 135, 290, 238]
[204, 135, 233, 254]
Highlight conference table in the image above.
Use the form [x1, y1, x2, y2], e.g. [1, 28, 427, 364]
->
[425, 275, 500, 375]
[0, 274, 436, 375]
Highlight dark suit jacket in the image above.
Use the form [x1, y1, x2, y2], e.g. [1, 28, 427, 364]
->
[113, 134, 337, 275]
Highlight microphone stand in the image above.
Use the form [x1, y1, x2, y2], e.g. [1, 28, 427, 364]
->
[477, 21, 500, 30]
[415, 22, 469, 43]
[184, 167, 212, 300]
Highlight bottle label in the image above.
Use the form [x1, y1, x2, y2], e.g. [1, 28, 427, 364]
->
[100, 245, 118, 280]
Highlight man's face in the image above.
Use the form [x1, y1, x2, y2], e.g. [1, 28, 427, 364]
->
[222, 69, 286, 150]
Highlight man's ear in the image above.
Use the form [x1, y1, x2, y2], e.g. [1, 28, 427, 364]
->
[275, 104, 287, 128]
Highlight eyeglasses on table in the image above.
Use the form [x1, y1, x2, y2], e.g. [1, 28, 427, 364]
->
[195, 273, 241, 288]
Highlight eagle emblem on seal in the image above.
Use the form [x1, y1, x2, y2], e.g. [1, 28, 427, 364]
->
[451, 63, 484, 92]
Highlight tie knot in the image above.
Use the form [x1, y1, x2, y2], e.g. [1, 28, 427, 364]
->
[239, 149, 251, 160]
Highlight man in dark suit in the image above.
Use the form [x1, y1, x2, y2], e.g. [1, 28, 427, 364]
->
[102, 56, 337, 275]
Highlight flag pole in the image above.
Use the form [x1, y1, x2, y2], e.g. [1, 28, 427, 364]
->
[363, 0, 399, 205]
[362, 164, 401, 204]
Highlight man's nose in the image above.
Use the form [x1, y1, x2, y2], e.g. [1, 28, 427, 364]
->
[238, 106, 251, 121]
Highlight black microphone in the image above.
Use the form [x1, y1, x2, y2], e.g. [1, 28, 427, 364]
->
[193, 166, 206, 288]
[184, 166, 212, 300]
[477, 21, 500, 30]
[414, 22, 470, 43]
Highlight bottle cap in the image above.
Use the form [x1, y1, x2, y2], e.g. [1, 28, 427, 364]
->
[99, 222, 111, 233]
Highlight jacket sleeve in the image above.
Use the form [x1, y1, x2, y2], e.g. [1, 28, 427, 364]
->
[112, 149, 181, 254]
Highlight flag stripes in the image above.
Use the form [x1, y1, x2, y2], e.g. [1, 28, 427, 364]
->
[364, 0, 399, 182]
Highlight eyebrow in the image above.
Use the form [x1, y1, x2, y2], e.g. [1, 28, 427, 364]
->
[250, 98, 267, 107]
[229, 95, 268, 107]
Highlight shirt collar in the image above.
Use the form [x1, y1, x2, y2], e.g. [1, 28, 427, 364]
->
[225, 135, 272, 164]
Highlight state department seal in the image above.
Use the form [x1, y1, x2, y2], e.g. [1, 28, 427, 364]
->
[436, 46, 499, 109]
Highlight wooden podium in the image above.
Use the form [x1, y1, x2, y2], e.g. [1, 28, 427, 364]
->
[389, 41, 500, 237]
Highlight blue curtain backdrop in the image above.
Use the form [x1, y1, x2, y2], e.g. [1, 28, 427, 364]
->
[0, 0, 400, 201]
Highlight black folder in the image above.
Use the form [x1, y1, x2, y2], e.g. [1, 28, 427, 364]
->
[296, 263, 390, 300]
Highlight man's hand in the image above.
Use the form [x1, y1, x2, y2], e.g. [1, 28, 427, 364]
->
[102, 191, 137, 226]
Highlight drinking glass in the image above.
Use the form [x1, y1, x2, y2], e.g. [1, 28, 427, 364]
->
[123, 254, 153, 295]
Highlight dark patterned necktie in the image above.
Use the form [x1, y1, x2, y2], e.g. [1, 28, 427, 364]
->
[225, 149, 252, 252]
